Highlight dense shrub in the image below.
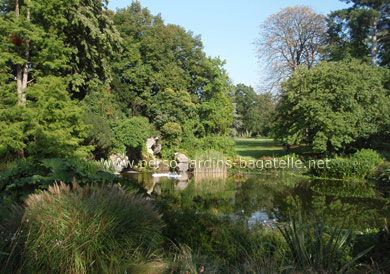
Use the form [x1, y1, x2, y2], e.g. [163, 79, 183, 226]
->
[161, 122, 183, 150]
[350, 149, 384, 171]
[311, 149, 384, 179]
[181, 135, 236, 158]
[111, 116, 154, 154]
[162, 134, 235, 160]
[198, 136, 236, 157]
[2, 183, 165, 273]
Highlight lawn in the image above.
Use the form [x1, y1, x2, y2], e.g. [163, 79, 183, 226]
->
[235, 138, 390, 161]
[234, 138, 310, 160]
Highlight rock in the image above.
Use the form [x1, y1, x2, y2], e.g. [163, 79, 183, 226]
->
[175, 153, 190, 172]
[146, 137, 156, 155]
[153, 143, 162, 154]
[146, 137, 156, 149]
[175, 153, 189, 163]
[176, 162, 189, 172]
[109, 153, 129, 174]
[178, 172, 190, 181]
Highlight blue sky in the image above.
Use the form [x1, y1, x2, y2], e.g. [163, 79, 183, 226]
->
[108, 0, 349, 91]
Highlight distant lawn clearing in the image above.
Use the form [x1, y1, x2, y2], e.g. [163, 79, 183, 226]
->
[234, 138, 310, 161]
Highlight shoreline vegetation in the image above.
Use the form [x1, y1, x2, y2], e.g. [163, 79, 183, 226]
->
[1, 138, 390, 273]
[1, 0, 390, 272]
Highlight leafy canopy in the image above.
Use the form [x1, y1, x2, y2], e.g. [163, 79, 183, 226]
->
[272, 59, 390, 154]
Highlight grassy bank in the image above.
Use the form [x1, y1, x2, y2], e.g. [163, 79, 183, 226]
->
[234, 138, 390, 182]
[234, 138, 310, 160]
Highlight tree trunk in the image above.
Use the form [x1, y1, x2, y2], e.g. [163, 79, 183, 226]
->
[15, 0, 19, 16]
[16, 64, 22, 103]
[372, 20, 378, 66]
[16, 0, 30, 105]
[21, 2, 30, 105]
[15, 0, 23, 104]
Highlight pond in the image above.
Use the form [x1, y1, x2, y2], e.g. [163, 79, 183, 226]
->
[122, 172, 390, 231]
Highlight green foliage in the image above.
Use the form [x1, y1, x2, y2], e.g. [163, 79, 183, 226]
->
[30, 0, 121, 94]
[198, 58, 234, 136]
[111, 116, 154, 154]
[350, 148, 384, 167]
[312, 158, 369, 180]
[80, 85, 125, 158]
[198, 136, 236, 157]
[273, 60, 390, 154]
[326, 0, 390, 66]
[161, 122, 182, 149]
[0, 97, 27, 159]
[278, 215, 369, 272]
[233, 84, 275, 137]
[312, 149, 384, 179]
[26, 76, 92, 158]
[353, 228, 390, 272]
[180, 135, 235, 158]
[80, 85, 124, 119]
[278, 153, 302, 161]
[378, 167, 390, 183]
[0, 158, 135, 203]
[0, 0, 120, 160]
[0, 76, 92, 159]
[2, 182, 164, 273]
[0, 0, 70, 79]
[326, 8, 379, 63]
[1, 0, 236, 163]
[82, 112, 114, 158]
[111, 2, 209, 115]
[160, 208, 287, 270]
[0, 0, 119, 96]
[111, 4, 234, 152]
[148, 88, 197, 129]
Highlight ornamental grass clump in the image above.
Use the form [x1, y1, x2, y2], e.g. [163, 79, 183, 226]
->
[6, 182, 165, 273]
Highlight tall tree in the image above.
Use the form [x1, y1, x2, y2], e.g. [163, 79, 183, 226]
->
[111, 2, 210, 116]
[326, 0, 390, 66]
[272, 59, 389, 154]
[30, 0, 121, 96]
[233, 84, 275, 137]
[1, 0, 120, 98]
[0, 0, 107, 158]
[257, 6, 327, 90]
[111, 2, 233, 137]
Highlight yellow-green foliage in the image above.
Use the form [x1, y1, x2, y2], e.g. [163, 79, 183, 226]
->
[4, 182, 165, 273]
[111, 116, 154, 154]
[312, 149, 384, 179]
[0, 76, 92, 159]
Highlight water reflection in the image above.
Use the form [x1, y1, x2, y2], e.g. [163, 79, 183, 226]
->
[121, 171, 390, 230]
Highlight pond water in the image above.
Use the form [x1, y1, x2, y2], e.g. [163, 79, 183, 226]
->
[122, 172, 390, 230]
